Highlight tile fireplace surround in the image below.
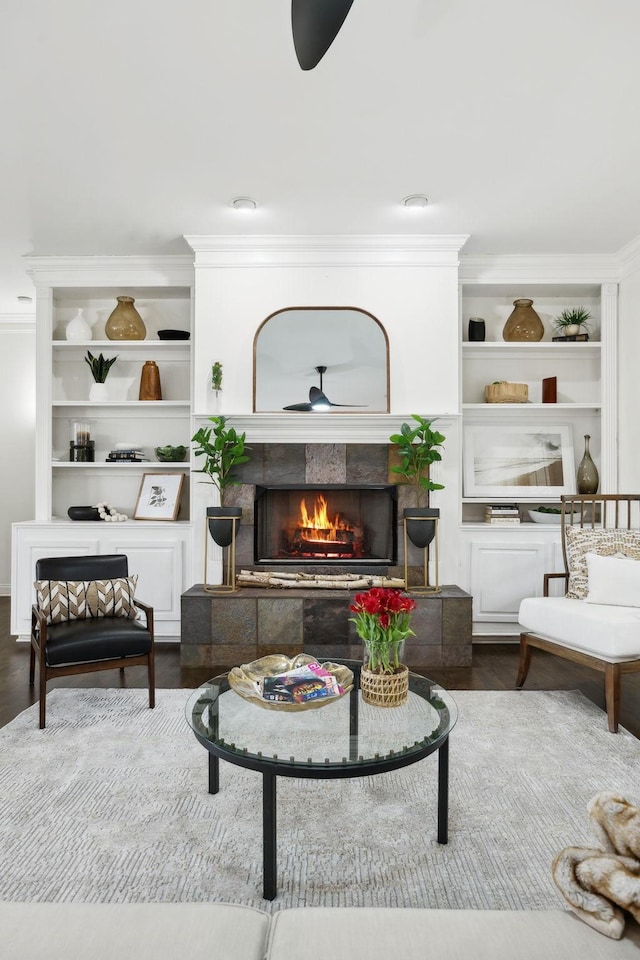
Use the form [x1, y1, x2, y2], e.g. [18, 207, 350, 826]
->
[181, 442, 472, 669]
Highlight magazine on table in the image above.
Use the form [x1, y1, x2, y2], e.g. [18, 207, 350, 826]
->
[256, 661, 344, 703]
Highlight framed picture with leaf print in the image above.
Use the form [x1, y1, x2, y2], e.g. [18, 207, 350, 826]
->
[134, 473, 184, 521]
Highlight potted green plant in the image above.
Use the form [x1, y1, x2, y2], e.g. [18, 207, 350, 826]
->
[553, 307, 591, 338]
[85, 351, 118, 401]
[191, 415, 250, 546]
[389, 415, 445, 548]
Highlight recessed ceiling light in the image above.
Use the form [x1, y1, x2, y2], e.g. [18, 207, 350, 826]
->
[401, 194, 429, 208]
[230, 197, 258, 211]
[17, 295, 33, 303]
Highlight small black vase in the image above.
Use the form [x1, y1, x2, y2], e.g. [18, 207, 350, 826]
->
[468, 318, 486, 342]
[403, 507, 439, 548]
[207, 506, 242, 547]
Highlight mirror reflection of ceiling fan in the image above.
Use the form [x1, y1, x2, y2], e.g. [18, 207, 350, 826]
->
[283, 366, 367, 412]
[291, 0, 355, 71]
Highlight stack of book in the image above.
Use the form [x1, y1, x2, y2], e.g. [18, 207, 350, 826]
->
[551, 333, 589, 342]
[484, 504, 520, 524]
[106, 448, 148, 462]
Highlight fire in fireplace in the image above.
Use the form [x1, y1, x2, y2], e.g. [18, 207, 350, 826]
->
[254, 485, 397, 565]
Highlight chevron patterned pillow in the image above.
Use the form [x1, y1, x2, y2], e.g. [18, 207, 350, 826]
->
[34, 575, 139, 624]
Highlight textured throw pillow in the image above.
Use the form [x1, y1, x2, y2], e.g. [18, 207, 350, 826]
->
[34, 575, 139, 624]
[565, 528, 640, 599]
[585, 553, 640, 607]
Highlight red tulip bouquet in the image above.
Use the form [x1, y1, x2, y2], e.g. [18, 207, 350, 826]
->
[349, 587, 416, 674]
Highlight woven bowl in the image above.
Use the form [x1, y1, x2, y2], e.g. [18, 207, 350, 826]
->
[485, 381, 528, 403]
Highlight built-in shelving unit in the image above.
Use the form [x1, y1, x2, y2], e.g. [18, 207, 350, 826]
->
[457, 272, 618, 631]
[11, 257, 195, 638]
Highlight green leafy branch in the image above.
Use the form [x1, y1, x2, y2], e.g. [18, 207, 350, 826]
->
[191, 415, 250, 504]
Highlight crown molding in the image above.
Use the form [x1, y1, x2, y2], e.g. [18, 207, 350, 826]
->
[616, 234, 640, 279]
[0, 315, 35, 329]
[184, 234, 470, 268]
[459, 253, 619, 284]
[24, 255, 194, 288]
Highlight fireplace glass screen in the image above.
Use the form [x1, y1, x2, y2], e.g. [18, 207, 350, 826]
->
[254, 485, 397, 565]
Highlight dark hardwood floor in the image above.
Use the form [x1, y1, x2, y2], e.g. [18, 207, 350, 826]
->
[2, 596, 639, 737]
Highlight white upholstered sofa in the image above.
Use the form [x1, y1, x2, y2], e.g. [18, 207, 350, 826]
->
[3, 902, 640, 960]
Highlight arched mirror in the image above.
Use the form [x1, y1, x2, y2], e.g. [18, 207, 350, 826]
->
[253, 307, 390, 413]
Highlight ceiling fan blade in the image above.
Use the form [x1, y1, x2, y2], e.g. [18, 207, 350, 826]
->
[291, 0, 355, 70]
[283, 400, 314, 411]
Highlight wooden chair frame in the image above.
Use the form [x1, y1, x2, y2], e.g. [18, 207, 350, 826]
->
[516, 494, 640, 733]
[29, 556, 155, 729]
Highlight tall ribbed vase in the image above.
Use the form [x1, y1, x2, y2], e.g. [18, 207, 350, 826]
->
[576, 434, 599, 494]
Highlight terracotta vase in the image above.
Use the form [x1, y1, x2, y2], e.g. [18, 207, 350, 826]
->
[502, 299, 544, 342]
[576, 434, 599, 494]
[105, 296, 146, 340]
[139, 360, 162, 400]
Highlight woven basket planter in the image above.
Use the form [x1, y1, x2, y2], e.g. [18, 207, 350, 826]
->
[485, 381, 528, 403]
[360, 665, 409, 707]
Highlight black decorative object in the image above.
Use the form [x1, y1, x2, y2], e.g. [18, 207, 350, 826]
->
[67, 506, 100, 521]
[403, 507, 439, 549]
[468, 318, 486, 342]
[291, 0, 355, 70]
[157, 329, 190, 340]
[207, 506, 242, 548]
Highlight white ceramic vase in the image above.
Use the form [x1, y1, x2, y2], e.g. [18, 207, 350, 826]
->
[89, 382, 110, 402]
[65, 308, 92, 342]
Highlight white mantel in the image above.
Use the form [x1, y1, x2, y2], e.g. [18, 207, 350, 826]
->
[192, 413, 458, 445]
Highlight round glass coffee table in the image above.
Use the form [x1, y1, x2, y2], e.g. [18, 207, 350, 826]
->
[185, 660, 457, 900]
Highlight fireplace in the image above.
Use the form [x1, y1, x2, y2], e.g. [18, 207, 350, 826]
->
[254, 484, 397, 565]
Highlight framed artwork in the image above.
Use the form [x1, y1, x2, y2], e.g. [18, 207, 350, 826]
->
[134, 472, 185, 521]
[463, 423, 576, 499]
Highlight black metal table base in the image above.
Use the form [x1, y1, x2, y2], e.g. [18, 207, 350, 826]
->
[209, 736, 450, 900]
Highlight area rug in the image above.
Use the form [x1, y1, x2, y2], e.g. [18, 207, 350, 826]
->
[1, 688, 640, 912]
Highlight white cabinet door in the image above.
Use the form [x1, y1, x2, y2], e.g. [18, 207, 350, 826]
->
[470, 539, 550, 622]
[11, 522, 191, 639]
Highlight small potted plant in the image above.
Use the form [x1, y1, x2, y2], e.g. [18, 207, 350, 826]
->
[191, 415, 250, 546]
[349, 587, 416, 706]
[84, 351, 117, 401]
[553, 307, 591, 338]
[389, 415, 445, 548]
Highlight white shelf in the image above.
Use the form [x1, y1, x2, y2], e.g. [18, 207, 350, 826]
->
[52, 461, 189, 469]
[52, 400, 190, 408]
[462, 342, 600, 359]
[52, 339, 190, 348]
[462, 402, 602, 411]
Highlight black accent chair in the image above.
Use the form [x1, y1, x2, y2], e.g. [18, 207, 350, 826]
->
[30, 554, 155, 729]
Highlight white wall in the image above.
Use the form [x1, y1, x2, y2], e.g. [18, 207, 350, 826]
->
[618, 265, 640, 490]
[187, 236, 466, 417]
[0, 320, 35, 594]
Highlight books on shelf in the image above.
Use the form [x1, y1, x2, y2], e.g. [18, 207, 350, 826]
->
[106, 449, 148, 462]
[484, 504, 520, 524]
[551, 333, 590, 342]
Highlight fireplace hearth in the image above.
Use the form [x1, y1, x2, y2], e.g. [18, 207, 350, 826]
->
[254, 484, 397, 565]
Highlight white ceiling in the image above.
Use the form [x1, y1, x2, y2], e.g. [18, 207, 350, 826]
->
[3, 0, 640, 314]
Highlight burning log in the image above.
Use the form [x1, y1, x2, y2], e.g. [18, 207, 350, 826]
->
[237, 570, 406, 590]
